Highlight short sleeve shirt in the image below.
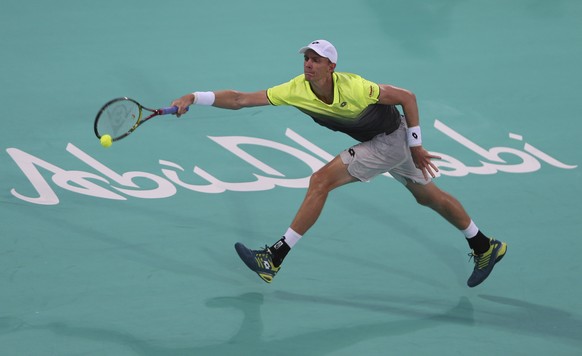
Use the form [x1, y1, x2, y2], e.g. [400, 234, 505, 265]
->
[267, 72, 380, 119]
[266, 72, 401, 142]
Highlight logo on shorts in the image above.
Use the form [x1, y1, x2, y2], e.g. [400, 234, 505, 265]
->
[348, 148, 355, 157]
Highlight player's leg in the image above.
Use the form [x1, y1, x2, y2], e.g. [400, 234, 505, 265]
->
[289, 155, 358, 235]
[385, 115, 507, 287]
[403, 180, 507, 287]
[235, 155, 357, 283]
[404, 181, 470, 230]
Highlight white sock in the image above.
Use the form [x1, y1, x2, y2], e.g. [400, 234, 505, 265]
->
[283, 227, 302, 248]
[462, 220, 479, 239]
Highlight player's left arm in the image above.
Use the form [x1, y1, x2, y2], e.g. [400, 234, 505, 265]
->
[377, 84, 440, 179]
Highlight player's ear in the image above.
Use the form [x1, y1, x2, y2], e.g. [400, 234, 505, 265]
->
[329, 62, 336, 71]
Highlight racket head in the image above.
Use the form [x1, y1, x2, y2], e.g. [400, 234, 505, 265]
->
[94, 97, 142, 141]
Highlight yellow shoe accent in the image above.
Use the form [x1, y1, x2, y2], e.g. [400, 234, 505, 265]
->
[467, 239, 507, 287]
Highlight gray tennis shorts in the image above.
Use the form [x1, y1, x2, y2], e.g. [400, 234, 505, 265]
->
[339, 117, 431, 185]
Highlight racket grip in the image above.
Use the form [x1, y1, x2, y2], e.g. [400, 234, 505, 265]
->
[160, 106, 189, 115]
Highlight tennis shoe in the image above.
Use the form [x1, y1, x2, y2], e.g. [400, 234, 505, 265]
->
[234, 243, 280, 283]
[467, 238, 507, 287]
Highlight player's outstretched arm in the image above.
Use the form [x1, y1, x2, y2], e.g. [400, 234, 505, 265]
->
[172, 90, 269, 117]
[214, 90, 270, 109]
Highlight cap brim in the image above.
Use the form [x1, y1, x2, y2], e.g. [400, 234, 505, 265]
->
[299, 46, 327, 58]
[298, 43, 337, 64]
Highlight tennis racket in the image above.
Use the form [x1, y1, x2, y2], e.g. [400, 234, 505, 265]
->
[93, 97, 187, 142]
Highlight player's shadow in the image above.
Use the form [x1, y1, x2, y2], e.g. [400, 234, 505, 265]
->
[477, 294, 582, 345]
[206, 291, 476, 355]
[9, 292, 581, 354]
[11, 292, 474, 355]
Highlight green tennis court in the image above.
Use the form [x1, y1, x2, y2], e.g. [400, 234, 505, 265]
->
[1, 0, 581, 354]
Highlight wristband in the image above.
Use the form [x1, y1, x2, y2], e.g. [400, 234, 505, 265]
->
[406, 126, 422, 147]
[192, 91, 215, 106]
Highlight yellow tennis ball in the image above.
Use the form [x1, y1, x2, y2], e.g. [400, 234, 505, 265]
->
[100, 134, 113, 148]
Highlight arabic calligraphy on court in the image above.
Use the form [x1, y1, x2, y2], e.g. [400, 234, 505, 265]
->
[6, 120, 578, 205]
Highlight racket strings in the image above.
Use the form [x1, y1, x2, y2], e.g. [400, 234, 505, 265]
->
[96, 100, 141, 139]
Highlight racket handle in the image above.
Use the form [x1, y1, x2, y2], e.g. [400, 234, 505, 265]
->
[160, 106, 189, 115]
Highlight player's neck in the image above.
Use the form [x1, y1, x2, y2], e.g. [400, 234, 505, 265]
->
[309, 74, 334, 104]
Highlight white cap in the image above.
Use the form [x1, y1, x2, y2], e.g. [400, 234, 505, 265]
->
[299, 39, 338, 64]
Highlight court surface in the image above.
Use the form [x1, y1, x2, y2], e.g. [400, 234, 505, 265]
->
[1, 0, 581, 355]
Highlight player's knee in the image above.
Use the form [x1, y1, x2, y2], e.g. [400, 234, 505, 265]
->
[309, 170, 333, 193]
[409, 183, 444, 208]
[412, 189, 442, 208]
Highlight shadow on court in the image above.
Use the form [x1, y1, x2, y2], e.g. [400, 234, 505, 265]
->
[2, 292, 580, 355]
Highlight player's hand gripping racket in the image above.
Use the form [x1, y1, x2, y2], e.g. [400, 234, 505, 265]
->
[94, 97, 187, 144]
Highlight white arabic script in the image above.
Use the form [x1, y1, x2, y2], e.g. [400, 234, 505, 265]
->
[5, 120, 577, 205]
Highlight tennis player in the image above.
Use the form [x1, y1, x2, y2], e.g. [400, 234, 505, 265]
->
[171, 39, 507, 287]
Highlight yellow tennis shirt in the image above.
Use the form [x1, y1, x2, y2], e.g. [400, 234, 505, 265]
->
[267, 72, 401, 142]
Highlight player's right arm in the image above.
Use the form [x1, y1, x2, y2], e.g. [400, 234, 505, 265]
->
[214, 90, 270, 109]
[172, 90, 270, 117]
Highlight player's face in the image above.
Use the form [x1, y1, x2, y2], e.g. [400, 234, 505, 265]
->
[303, 50, 335, 82]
